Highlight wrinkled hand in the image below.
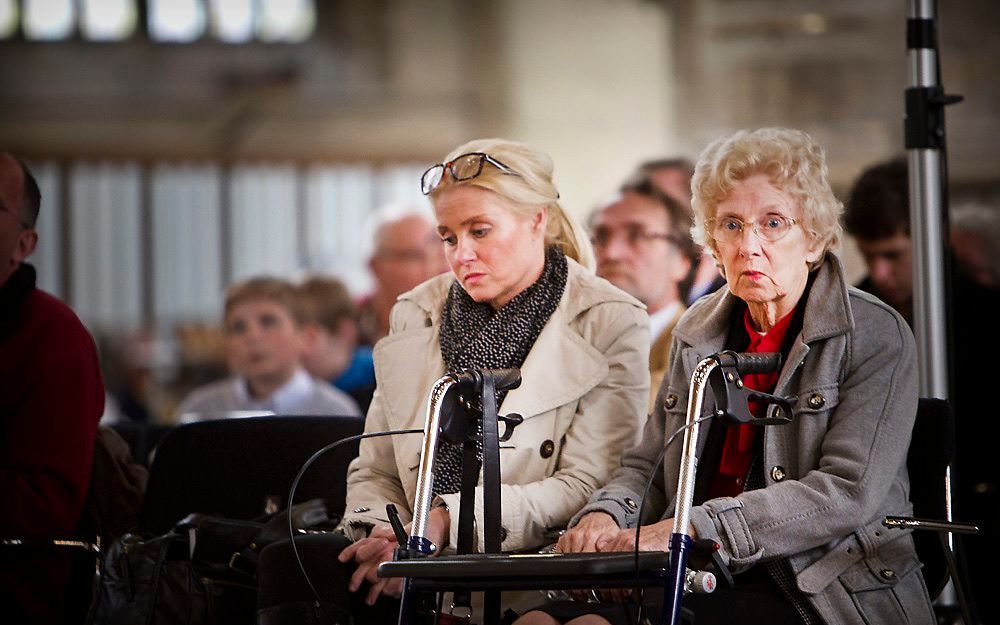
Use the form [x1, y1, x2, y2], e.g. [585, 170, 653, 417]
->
[595, 518, 697, 603]
[599, 517, 677, 554]
[338, 524, 402, 605]
[557, 512, 620, 554]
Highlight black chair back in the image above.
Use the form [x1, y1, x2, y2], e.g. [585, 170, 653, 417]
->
[109, 421, 174, 467]
[907, 397, 953, 598]
[138, 415, 364, 536]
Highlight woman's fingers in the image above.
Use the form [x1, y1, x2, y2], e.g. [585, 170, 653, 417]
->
[559, 512, 619, 553]
[348, 558, 375, 592]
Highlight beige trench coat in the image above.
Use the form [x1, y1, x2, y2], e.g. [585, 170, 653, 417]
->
[343, 259, 650, 555]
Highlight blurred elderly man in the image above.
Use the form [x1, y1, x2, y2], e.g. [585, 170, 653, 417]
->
[591, 178, 699, 411]
[638, 157, 726, 304]
[0, 153, 105, 624]
[357, 207, 447, 345]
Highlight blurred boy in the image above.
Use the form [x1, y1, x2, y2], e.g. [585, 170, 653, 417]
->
[175, 276, 360, 421]
[298, 275, 376, 413]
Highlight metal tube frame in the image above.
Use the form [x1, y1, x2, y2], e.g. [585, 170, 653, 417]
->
[408, 374, 460, 554]
[662, 355, 720, 625]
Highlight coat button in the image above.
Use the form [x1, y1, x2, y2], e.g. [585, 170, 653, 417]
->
[624, 497, 638, 512]
[664, 394, 678, 410]
[770, 466, 787, 482]
[807, 393, 825, 409]
[353, 506, 370, 514]
[879, 568, 896, 581]
[540, 440, 555, 458]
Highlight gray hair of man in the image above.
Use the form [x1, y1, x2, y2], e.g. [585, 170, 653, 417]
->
[360, 200, 437, 262]
[690, 127, 843, 273]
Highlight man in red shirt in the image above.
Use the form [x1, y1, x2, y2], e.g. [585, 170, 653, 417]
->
[0, 153, 105, 624]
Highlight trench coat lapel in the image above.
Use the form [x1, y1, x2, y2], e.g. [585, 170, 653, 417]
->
[499, 305, 607, 421]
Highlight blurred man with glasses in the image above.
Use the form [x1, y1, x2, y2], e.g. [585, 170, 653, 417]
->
[590, 178, 700, 411]
[637, 157, 727, 304]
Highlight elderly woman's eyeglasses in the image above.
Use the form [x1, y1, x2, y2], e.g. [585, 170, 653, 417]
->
[708, 214, 800, 243]
[421, 152, 520, 195]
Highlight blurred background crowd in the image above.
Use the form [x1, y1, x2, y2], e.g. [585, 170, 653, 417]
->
[1, 0, 997, 426]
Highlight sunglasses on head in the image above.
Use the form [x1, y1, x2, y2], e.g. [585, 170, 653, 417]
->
[420, 152, 520, 195]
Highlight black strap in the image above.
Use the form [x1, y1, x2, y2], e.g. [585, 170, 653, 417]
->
[452, 439, 480, 615]
[481, 374, 502, 556]
[480, 373, 503, 625]
[457, 440, 479, 555]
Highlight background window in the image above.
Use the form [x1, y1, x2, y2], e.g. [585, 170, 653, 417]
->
[148, 0, 206, 43]
[23, 0, 75, 40]
[81, 0, 137, 41]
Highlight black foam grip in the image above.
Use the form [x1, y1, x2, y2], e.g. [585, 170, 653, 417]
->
[487, 368, 522, 392]
[450, 368, 522, 392]
[733, 352, 782, 375]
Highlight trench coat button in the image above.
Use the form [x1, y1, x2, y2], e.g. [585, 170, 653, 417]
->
[664, 394, 678, 410]
[770, 466, 787, 482]
[807, 393, 825, 409]
[353, 506, 370, 514]
[540, 440, 555, 458]
[624, 497, 638, 512]
[879, 568, 896, 581]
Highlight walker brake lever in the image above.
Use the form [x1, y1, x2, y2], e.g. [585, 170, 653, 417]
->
[497, 413, 523, 442]
[708, 359, 795, 425]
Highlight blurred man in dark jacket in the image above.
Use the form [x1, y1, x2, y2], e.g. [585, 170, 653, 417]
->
[0, 153, 105, 624]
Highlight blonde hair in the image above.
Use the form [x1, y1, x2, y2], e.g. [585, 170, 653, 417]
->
[427, 138, 594, 270]
[690, 127, 843, 271]
[224, 276, 307, 326]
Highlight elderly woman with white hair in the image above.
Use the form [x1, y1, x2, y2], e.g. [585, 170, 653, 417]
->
[523, 128, 934, 625]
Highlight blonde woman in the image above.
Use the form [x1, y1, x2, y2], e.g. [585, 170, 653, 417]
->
[336, 139, 650, 617]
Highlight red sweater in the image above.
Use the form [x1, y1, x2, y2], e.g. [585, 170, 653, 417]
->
[0, 263, 104, 623]
[707, 306, 797, 498]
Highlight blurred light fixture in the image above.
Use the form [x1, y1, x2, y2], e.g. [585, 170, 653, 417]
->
[148, 0, 205, 42]
[23, 0, 75, 40]
[82, 0, 137, 41]
[0, 0, 16, 39]
[799, 13, 827, 35]
[209, 0, 252, 43]
[257, 0, 314, 43]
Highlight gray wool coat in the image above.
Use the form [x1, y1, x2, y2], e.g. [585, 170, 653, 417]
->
[575, 254, 935, 625]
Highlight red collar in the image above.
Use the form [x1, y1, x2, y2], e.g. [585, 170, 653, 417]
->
[743, 305, 798, 356]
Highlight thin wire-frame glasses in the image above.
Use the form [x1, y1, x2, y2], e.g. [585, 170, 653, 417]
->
[420, 152, 520, 195]
[708, 214, 800, 243]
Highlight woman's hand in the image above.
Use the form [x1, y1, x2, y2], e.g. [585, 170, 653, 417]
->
[590, 518, 697, 602]
[337, 507, 451, 605]
[598, 517, 698, 554]
[338, 523, 402, 604]
[424, 505, 451, 553]
[557, 511, 620, 553]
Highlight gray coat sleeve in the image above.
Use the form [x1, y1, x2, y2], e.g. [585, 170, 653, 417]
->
[569, 337, 680, 529]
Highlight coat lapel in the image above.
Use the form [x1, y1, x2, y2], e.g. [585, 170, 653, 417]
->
[499, 305, 607, 420]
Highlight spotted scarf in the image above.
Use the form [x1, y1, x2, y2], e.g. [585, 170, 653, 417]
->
[433, 246, 568, 495]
